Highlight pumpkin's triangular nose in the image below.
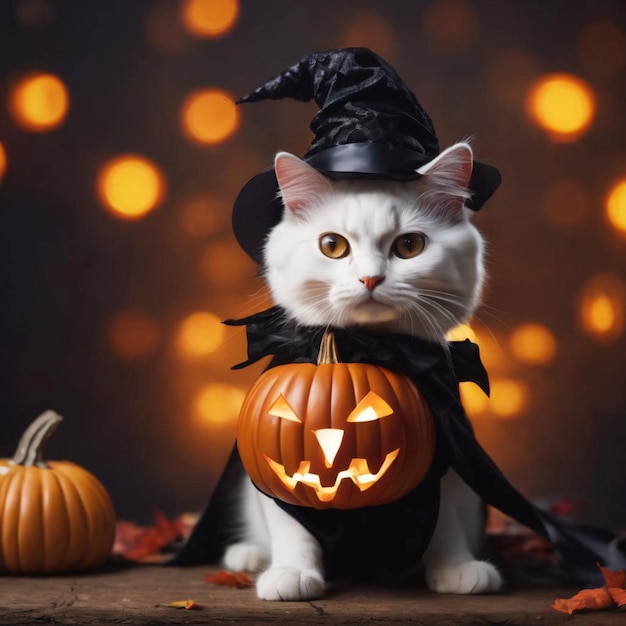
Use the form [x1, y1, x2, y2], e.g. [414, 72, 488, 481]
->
[313, 428, 344, 468]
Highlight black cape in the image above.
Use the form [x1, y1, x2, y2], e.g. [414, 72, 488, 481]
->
[172, 307, 626, 586]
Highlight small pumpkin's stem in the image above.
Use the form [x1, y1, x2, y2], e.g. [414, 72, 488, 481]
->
[317, 330, 340, 365]
[11, 410, 63, 468]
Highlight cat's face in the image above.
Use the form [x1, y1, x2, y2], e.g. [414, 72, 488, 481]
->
[263, 143, 485, 342]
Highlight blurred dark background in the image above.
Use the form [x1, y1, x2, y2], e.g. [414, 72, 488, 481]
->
[1, 0, 625, 529]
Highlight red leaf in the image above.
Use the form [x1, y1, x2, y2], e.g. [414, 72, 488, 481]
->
[113, 510, 186, 562]
[153, 508, 183, 543]
[205, 570, 253, 588]
[599, 564, 626, 590]
[552, 588, 614, 614]
[608, 587, 626, 607]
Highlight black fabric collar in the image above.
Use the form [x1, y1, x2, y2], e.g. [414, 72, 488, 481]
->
[225, 305, 489, 393]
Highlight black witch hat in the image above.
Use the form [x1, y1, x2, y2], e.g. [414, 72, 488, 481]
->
[232, 48, 501, 263]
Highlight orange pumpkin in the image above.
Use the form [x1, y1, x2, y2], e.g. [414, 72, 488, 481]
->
[237, 332, 436, 509]
[0, 411, 116, 574]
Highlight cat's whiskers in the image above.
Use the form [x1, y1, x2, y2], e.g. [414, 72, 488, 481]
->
[405, 300, 446, 342]
[287, 287, 343, 328]
[418, 296, 461, 336]
[241, 286, 274, 315]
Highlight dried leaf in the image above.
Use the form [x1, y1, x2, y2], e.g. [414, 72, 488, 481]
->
[167, 599, 201, 610]
[608, 587, 626, 607]
[205, 570, 253, 588]
[551, 563, 626, 614]
[113, 509, 188, 562]
[552, 588, 614, 614]
[599, 564, 626, 590]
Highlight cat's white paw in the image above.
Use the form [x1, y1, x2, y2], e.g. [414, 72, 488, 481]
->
[223, 542, 269, 572]
[256, 566, 326, 601]
[426, 560, 502, 594]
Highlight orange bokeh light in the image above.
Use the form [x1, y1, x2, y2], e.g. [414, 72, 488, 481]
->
[145, 0, 192, 56]
[577, 20, 626, 79]
[488, 50, 536, 107]
[108, 310, 160, 360]
[460, 382, 488, 418]
[337, 12, 398, 61]
[490, 378, 528, 418]
[180, 89, 240, 145]
[177, 311, 225, 358]
[540, 179, 588, 228]
[423, 0, 477, 50]
[194, 383, 246, 425]
[97, 154, 166, 220]
[605, 180, 626, 236]
[470, 327, 506, 370]
[579, 274, 625, 343]
[509, 323, 557, 366]
[181, 194, 225, 237]
[180, 0, 239, 39]
[0, 142, 6, 183]
[446, 323, 477, 343]
[9, 72, 70, 132]
[526, 73, 595, 141]
[200, 239, 255, 288]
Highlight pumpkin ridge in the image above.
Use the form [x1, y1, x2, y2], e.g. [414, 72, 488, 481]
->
[288, 364, 316, 506]
[239, 381, 263, 487]
[52, 465, 91, 571]
[27, 472, 47, 573]
[46, 466, 72, 572]
[59, 463, 116, 530]
[0, 475, 8, 570]
[369, 366, 404, 500]
[54, 462, 115, 569]
[70, 471, 103, 568]
[363, 364, 389, 457]
[0, 469, 21, 572]
[49, 465, 83, 572]
[20, 468, 46, 573]
[346, 364, 369, 493]
[6, 468, 28, 573]
[79, 467, 116, 558]
[15, 467, 34, 571]
[334, 364, 358, 507]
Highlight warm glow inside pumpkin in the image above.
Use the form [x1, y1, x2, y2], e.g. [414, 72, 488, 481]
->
[237, 332, 436, 509]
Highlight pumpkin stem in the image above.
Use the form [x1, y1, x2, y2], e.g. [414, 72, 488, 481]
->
[317, 330, 340, 365]
[11, 410, 63, 468]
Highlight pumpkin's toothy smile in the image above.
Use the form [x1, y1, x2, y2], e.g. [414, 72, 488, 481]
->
[263, 449, 400, 502]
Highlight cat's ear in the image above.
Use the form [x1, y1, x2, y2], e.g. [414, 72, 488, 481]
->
[275, 152, 332, 216]
[416, 142, 473, 218]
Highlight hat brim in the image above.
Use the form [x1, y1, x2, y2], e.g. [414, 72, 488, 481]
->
[232, 147, 501, 264]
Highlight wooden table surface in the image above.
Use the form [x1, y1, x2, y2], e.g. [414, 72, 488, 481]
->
[1, 563, 623, 625]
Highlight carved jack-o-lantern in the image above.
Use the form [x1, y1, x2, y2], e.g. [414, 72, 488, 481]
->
[237, 332, 436, 509]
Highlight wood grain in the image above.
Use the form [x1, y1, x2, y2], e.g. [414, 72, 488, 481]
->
[1, 563, 624, 625]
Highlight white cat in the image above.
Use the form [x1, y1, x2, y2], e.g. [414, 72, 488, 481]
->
[223, 141, 503, 600]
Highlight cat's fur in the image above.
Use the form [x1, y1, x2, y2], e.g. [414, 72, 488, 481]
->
[224, 142, 503, 600]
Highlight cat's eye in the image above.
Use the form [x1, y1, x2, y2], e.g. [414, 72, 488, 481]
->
[391, 233, 426, 259]
[319, 233, 350, 259]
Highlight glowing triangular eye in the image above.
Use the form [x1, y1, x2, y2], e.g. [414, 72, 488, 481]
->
[347, 391, 394, 422]
[268, 393, 302, 423]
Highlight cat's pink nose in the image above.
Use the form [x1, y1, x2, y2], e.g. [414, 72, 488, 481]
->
[360, 276, 384, 292]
